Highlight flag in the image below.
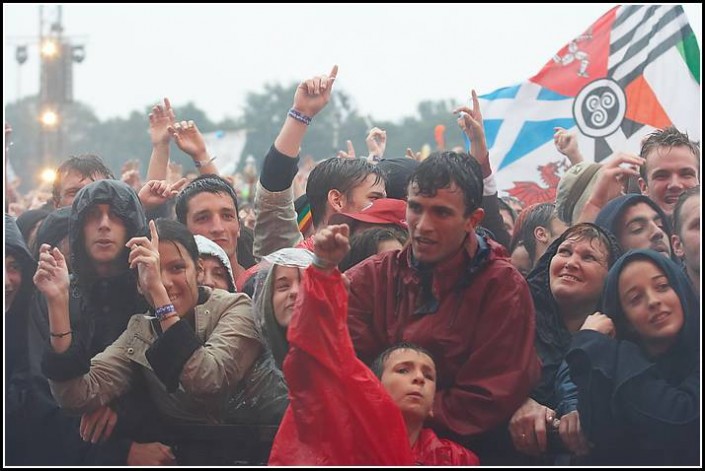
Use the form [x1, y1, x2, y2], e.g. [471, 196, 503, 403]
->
[478, 5, 700, 206]
[202, 129, 248, 176]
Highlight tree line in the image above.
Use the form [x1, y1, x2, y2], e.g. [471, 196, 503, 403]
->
[6, 82, 467, 192]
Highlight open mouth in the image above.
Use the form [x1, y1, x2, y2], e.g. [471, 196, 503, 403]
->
[650, 311, 670, 325]
[560, 274, 581, 282]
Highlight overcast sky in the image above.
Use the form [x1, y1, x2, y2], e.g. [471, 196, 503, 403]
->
[3, 3, 702, 124]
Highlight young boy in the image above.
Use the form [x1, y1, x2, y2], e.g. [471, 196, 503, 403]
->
[372, 342, 479, 465]
[268, 224, 478, 465]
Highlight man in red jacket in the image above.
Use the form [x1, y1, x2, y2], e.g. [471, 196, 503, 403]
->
[345, 151, 541, 463]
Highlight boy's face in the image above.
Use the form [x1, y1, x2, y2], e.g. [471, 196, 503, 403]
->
[380, 348, 436, 422]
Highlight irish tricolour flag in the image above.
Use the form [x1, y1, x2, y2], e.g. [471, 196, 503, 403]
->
[479, 5, 700, 205]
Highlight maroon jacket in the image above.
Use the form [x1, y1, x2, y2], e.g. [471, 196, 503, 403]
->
[347, 235, 540, 438]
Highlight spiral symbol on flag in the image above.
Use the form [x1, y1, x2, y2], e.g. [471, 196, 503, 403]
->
[573, 79, 626, 138]
[585, 91, 617, 127]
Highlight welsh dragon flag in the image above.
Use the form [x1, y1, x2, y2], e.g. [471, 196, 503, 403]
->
[479, 5, 700, 206]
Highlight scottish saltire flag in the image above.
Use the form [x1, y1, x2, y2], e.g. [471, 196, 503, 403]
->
[479, 5, 700, 206]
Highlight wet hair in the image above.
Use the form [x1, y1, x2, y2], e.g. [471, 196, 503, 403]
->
[513, 203, 558, 263]
[639, 127, 700, 182]
[154, 218, 199, 265]
[498, 198, 517, 223]
[408, 151, 483, 216]
[558, 222, 621, 267]
[306, 158, 386, 227]
[53, 154, 115, 204]
[672, 186, 700, 236]
[339, 226, 408, 272]
[175, 174, 240, 224]
[370, 341, 436, 380]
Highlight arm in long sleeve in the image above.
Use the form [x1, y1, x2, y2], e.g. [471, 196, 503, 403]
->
[146, 294, 261, 402]
[252, 145, 303, 259]
[45, 321, 137, 415]
[432, 270, 541, 437]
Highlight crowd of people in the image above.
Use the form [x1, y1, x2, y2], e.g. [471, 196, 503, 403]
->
[5, 65, 700, 466]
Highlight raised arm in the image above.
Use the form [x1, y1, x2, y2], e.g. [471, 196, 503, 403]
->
[146, 98, 176, 181]
[169, 120, 218, 175]
[254, 65, 339, 258]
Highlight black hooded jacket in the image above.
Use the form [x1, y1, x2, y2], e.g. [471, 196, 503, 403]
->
[526, 223, 622, 408]
[19, 180, 153, 465]
[566, 250, 699, 465]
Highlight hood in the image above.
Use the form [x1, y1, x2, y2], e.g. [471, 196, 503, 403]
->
[601, 249, 699, 357]
[253, 248, 314, 370]
[69, 180, 147, 286]
[34, 207, 71, 257]
[194, 234, 236, 292]
[5, 214, 36, 345]
[15, 208, 50, 244]
[595, 194, 673, 249]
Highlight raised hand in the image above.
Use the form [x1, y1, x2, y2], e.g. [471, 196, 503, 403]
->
[33, 244, 70, 301]
[405, 147, 421, 161]
[292, 65, 339, 118]
[80, 405, 118, 444]
[138, 178, 188, 210]
[365, 127, 387, 160]
[312, 224, 350, 271]
[453, 89, 490, 178]
[126, 220, 163, 296]
[169, 120, 208, 160]
[149, 98, 176, 147]
[553, 127, 584, 165]
[337, 140, 356, 159]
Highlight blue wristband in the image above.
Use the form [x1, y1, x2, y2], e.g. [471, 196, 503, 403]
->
[155, 303, 177, 320]
[288, 108, 312, 126]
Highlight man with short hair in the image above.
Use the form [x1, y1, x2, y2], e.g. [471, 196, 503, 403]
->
[595, 194, 672, 258]
[346, 151, 540, 462]
[52, 154, 115, 208]
[269, 224, 478, 465]
[638, 126, 700, 218]
[175, 174, 245, 281]
[512, 203, 567, 269]
[252, 66, 387, 258]
[671, 186, 700, 291]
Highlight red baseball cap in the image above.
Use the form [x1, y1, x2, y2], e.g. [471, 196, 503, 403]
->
[329, 198, 407, 232]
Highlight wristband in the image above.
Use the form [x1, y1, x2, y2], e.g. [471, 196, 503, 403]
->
[194, 156, 217, 168]
[155, 303, 177, 320]
[312, 254, 336, 270]
[288, 108, 312, 126]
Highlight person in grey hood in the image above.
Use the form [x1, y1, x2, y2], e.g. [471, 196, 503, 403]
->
[226, 248, 314, 425]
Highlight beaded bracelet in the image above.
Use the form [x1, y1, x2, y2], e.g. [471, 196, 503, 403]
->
[155, 303, 177, 320]
[288, 108, 312, 126]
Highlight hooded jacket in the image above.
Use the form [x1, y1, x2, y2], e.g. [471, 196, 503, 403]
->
[226, 249, 314, 424]
[21, 180, 150, 465]
[347, 234, 540, 442]
[566, 250, 699, 465]
[595, 194, 674, 257]
[5, 215, 37, 465]
[526, 223, 622, 408]
[34, 206, 71, 258]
